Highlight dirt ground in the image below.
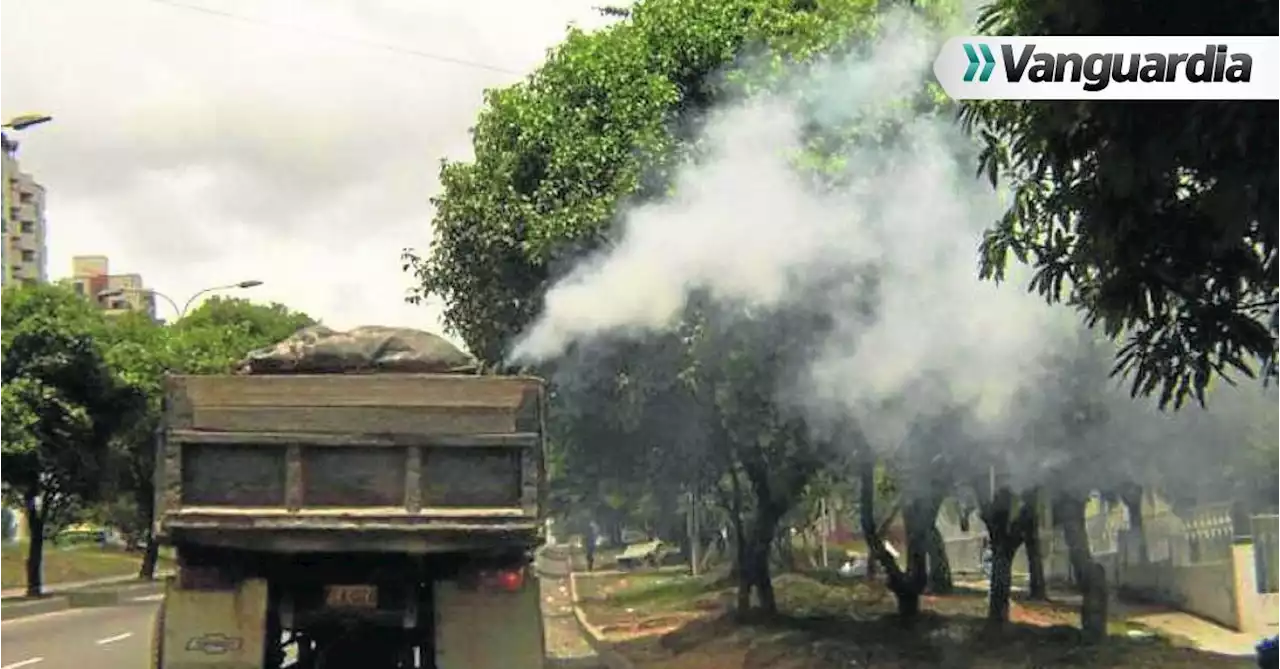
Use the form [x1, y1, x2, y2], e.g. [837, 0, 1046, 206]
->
[574, 570, 1259, 669]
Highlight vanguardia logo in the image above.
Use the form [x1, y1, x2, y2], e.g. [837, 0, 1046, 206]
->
[964, 42, 1254, 92]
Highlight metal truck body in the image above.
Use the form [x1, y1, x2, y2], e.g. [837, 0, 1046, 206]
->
[151, 373, 548, 669]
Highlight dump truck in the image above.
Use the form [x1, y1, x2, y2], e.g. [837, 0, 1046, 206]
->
[150, 366, 548, 669]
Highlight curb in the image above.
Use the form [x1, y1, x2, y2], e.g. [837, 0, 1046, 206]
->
[568, 571, 635, 669]
[66, 579, 166, 607]
[1, 577, 168, 621]
[0, 596, 70, 620]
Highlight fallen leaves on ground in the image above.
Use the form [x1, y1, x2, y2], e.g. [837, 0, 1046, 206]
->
[575, 570, 1256, 669]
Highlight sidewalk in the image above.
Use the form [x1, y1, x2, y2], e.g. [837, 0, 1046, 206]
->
[955, 577, 1260, 658]
[1111, 600, 1260, 657]
[1, 572, 171, 600]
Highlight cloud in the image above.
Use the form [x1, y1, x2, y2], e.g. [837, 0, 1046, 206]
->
[1, 0, 615, 332]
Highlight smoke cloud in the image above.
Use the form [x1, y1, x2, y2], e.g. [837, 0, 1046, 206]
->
[508, 7, 1276, 497]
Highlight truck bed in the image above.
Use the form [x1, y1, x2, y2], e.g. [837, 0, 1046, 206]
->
[154, 374, 546, 554]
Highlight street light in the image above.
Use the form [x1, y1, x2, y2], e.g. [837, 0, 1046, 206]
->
[1, 114, 53, 131]
[0, 113, 52, 285]
[96, 279, 264, 321]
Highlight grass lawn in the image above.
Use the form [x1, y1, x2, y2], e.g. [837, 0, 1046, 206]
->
[575, 570, 1257, 669]
[1, 541, 175, 591]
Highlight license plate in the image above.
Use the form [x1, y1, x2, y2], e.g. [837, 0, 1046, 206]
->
[325, 585, 377, 609]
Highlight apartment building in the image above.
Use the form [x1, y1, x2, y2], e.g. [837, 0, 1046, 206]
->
[69, 255, 156, 318]
[1, 135, 48, 286]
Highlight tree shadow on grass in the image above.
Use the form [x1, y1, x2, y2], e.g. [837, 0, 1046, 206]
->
[606, 599, 1256, 668]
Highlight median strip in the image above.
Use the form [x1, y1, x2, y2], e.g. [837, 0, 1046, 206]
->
[0, 576, 168, 621]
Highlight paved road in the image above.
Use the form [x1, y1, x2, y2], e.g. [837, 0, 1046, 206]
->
[1, 555, 602, 669]
[1, 593, 161, 669]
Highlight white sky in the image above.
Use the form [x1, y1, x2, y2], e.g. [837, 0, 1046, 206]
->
[0, 0, 615, 335]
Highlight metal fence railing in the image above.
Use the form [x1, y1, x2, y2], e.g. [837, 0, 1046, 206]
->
[1252, 514, 1279, 594]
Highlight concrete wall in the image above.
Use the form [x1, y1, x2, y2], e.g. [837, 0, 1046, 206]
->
[946, 529, 1278, 634]
[1118, 557, 1240, 630]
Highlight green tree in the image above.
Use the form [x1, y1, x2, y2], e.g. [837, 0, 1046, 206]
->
[959, 0, 1279, 409]
[404, 0, 965, 622]
[404, 0, 889, 364]
[2, 283, 144, 596]
[174, 296, 316, 361]
[97, 298, 315, 579]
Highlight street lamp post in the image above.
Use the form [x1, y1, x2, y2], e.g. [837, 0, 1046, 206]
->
[0, 115, 52, 282]
[97, 280, 263, 321]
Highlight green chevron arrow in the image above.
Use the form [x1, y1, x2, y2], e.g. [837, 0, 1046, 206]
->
[978, 43, 996, 81]
[962, 43, 980, 81]
[962, 43, 997, 82]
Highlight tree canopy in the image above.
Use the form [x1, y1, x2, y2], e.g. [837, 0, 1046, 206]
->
[960, 0, 1279, 409]
[1, 286, 317, 588]
[1, 283, 144, 595]
[93, 296, 315, 575]
[404, 0, 966, 618]
[404, 0, 898, 366]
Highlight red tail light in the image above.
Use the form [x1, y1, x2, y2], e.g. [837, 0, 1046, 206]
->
[478, 568, 525, 592]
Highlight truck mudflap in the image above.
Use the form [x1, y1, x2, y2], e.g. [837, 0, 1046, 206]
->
[156, 576, 270, 669]
[434, 566, 546, 669]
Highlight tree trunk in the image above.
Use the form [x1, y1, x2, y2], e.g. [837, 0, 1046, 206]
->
[926, 525, 953, 594]
[1056, 493, 1108, 643]
[896, 588, 920, 618]
[138, 533, 160, 580]
[744, 477, 782, 618]
[902, 501, 932, 595]
[1025, 525, 1047, 600]
[979, 483, 1031, 626]
[1082, 561, 1109, 641]
[987, 545, 1016, 624]
[859, 456, 930, 628]
[1119, 483, 1149, 565]
[752, 536, 778, 616]
[735, 536, 752, 616]
[23, 492, 45, 598]
[726, 469, 750, 614]
[1022, 487, 1047, 600]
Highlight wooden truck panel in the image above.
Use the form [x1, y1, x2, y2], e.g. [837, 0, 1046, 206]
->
[155, 374, 547, 553]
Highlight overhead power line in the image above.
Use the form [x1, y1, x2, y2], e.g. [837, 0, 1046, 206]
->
[144, 0, 523, 75]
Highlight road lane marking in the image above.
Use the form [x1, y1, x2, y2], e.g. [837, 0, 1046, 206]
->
[1, 658, 45, 669]
[132, 594, 164, 602]
[96, 632, 133, 645]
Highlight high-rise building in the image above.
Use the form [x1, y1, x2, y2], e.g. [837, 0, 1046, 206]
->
[1, 135, 48, 287]
[69, 255, 156, 318]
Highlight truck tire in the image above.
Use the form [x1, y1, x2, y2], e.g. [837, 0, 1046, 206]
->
[150, 599, 166, 669]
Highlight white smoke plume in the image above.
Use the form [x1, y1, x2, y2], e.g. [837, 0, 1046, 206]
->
[507, 7, 1275, 491]
[511, 9, 1070, 429]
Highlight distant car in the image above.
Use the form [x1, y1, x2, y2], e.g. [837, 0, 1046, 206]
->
[616, 540, 680, 569]
[838, 557, 868, 578]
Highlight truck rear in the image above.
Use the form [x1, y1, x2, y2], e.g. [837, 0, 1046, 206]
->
[152, 372, 547, 669]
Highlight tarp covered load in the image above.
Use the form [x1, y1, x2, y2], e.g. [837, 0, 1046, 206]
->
[237, 325, 478, 374]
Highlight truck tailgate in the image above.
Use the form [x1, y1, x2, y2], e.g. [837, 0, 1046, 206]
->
[155, 374, 546, 552]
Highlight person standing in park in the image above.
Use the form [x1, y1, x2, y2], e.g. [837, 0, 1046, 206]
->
[584, 520, 600, 572]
